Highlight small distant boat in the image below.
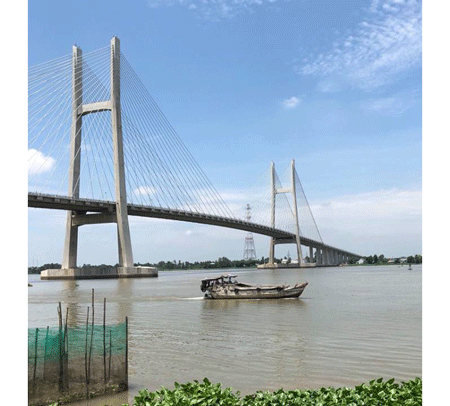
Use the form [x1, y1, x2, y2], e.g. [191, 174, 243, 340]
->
[200, 274, 308, 300]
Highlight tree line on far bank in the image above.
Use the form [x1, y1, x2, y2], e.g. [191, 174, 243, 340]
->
[362, 254, 422, 265]
[28, 254, 422, 274]
[27, 258, 262, 273]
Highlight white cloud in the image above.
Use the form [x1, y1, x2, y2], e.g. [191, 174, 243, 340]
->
[312, 188, 421, 222]
[28, 149, 56, 175]
[309, 188, 422, 256]
[316, 80, 341, 93]
[296, 0, 421, 90]
[282, 96, 300, 109]
[312, 188, 421, 249]
[359, 91, 418, 116]
[134, 185, 157, 196]
[147, 0, 279, 20]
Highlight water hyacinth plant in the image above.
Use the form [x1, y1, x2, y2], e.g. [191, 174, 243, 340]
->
[129, 377, 422, 406]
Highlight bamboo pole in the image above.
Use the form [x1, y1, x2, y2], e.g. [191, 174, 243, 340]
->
[125, 316, 128, 389]
[58, 302, 63, 391]
[108, 330, 112, 381]
[33, 328, 38, 394]
[43, 326, 49, 382]
[103, 297, 106, 384]
[88, 289, 94, 384]
[85, 306, 90, 391]
[64, 306, 69, 390]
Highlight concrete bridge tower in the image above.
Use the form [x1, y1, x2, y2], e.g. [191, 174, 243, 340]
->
[267, 160, 305, 267]
[42, 37, 156, 279]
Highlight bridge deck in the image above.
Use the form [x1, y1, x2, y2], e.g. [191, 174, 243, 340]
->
[28, 192, 362, 258]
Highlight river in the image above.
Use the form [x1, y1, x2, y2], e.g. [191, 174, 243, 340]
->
[28, 265, 422, 405]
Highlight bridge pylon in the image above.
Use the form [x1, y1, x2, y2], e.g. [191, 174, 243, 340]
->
[266, 160, 306, 267]
[43, 37, 156, 279]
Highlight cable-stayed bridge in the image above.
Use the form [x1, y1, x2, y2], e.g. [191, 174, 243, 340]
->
[28, 37, 361, 279]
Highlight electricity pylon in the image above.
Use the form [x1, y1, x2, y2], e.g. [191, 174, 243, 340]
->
[243, 204, 257, 260]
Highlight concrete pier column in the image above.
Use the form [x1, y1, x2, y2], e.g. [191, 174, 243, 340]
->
[268, 240, 275, 266]
[111, 37, 134, 269]
[291, 160, 304, 265]
[268, 161, 276, 266]
[309, 246, 314, 263]
[62, 45, 82, 270]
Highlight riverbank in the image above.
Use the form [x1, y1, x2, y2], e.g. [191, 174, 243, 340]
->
[28, 260, 422, 275]
[123, 377, 422, 406]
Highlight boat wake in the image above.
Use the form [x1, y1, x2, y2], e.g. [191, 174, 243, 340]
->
[182, 296, 205, 301]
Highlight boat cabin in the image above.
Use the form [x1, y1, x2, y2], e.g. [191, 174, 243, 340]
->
[200, 274, 237, 292]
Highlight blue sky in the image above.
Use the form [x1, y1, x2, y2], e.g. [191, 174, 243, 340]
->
[27, 0, 422, 265]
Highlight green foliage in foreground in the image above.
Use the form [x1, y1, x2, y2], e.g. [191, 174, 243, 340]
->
[128, 377, 422, 406]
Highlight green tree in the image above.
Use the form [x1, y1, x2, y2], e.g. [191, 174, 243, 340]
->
[217, 257, 232, 268]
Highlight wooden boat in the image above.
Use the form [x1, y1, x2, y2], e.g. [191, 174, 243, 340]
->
[200, 274, 308, 299]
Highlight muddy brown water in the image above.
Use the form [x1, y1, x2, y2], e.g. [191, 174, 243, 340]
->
[28, 265, 422, 405]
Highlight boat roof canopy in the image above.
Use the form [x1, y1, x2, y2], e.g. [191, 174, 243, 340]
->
[201, 274, 237, 282]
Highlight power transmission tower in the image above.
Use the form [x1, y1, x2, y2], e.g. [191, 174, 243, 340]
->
[243, 204, 257, 260]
